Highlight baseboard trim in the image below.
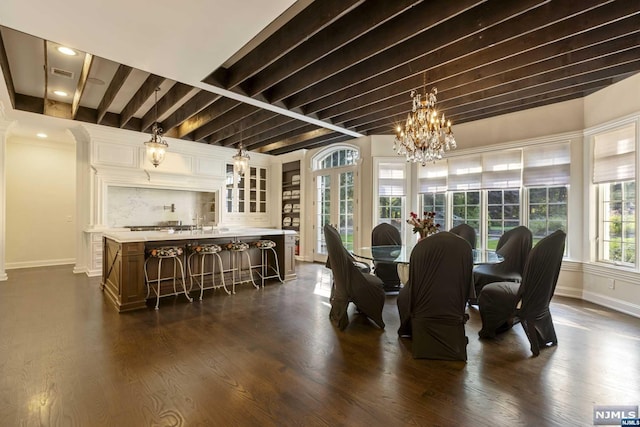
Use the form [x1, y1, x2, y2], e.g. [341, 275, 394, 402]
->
[582, 290, 640, 318]
[6, 258, 76, 270]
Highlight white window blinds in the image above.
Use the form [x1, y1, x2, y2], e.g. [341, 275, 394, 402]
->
[418, 160, 448, 192]
[448, 156, 482, 190]
[378, 162, 406, 196]
[482, 149, 522, 189]
[523, 142, 571, 186]
[593, 124, 636, 183]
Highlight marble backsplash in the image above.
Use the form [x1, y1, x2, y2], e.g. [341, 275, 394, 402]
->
[107, 186, 217, 227]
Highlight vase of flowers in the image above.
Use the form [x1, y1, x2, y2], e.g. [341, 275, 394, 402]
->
[407, 211, 441, 240]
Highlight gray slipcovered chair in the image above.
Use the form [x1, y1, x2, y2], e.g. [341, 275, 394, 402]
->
[478, 230, 566, 356]
[449, 223, 477, 249]
[324, 224, 386, 331]
[371, 223, 402, 291]
[472, 225, 532, 300]
[397, 232, 472, 361]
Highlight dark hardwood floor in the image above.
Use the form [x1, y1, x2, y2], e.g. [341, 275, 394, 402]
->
[1, 262, 638, 426]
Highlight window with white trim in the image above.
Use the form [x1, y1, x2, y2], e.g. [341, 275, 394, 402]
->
[418, 160, 447, 228]
[593, 124, 636, 266]
[377, 162, 407, 233]
[524, 143, 570, 246]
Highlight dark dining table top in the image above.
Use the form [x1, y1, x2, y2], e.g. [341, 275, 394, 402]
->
[352, 245, 503, 265]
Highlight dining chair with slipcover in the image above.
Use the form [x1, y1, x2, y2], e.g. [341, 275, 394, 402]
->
[397, 231, 472, 360]
[449, 223, 477, 249]
[371, 222, 402, 291]
[477, 230, 566, 356]
[324, 224, 386, 331]
[472, 225, 532, 301]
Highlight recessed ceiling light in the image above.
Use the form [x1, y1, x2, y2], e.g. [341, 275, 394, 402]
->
[53, 90, 68, 97]
[37, 133, 48, 138]
[57, 46, 77, 56]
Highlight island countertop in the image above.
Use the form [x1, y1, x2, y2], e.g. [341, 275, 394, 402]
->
[102, 227, 297, 243]
[102, 227, 298, 312]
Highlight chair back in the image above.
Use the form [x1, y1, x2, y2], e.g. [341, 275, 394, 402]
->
[371, 223, 402, 290]
[495, 225, 533, 276]
[372, 222, 402, 246]
[517, 230, 566, 319]
[449, 223, 476, 249]
[398, 231, 472, 360]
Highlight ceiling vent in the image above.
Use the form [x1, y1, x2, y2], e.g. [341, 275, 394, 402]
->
[50, 67, 74, 79]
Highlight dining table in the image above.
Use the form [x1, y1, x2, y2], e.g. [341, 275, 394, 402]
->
[351, 244, 504, 294]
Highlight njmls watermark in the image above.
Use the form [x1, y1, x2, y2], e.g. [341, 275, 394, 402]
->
[593, 405, 639, 425]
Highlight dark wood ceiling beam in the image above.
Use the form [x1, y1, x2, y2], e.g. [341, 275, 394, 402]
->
[71, 53, 93, 119]
[96, 64, 132, 124]
[243, 0, 423, 96]
[267, 134, 354, 156]
[174, 97, 240, 139]
[162, 91, 220, 136]
[268, 0, 545, 105]
[206, 109, 278, 145]
[191, 103, 258, 141]
[244, 121, 314, 150]
[119, 73, 165, 128]
[140, 82, 194, 132]
[317, 15, 640, 122]
[356, 59, 640, 134]
[332, 31, 640, 126]
[287, 0, 620, 112]
[253, 127, 335, 153]
[215, 114, 294, 146]
[204, 0, 364, 89]
[0, 29, 16, 108]
[449, 80, 613, 124]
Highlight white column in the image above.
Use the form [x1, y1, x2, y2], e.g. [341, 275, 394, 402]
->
[0, 105, 13, 280]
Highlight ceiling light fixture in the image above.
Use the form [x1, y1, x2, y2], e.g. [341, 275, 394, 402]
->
[53, 90, 68, 97]
[36, 133, 47, 138]
[232, 128, 250, 178]
[394, 73, 456, 165]
[144, 88, 169, 168]
[57, 46, 77, 56]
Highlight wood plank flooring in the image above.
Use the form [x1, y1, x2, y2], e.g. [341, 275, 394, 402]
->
[0, 262, 638, 426]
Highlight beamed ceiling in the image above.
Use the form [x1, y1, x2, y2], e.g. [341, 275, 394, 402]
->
[1, 0, 640, 155]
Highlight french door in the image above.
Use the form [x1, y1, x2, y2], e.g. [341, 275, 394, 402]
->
[313, 167, 358, 263]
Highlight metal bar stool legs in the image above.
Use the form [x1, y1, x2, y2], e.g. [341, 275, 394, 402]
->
[223, 241, 258, 294]
[252, 240, 284, 287]
[144, 246, 192, 310]
[187, 244, 230, 300]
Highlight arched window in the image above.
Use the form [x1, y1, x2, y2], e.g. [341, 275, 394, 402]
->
[311, 145, 360, 256]
[312, 145, 359, 171]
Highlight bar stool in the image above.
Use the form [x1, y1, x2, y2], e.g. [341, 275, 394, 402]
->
[251, 239, 284, 287]
[144, 246, 193, 310]
[222, 240, 258, 294]
[187, 243, 230, 301]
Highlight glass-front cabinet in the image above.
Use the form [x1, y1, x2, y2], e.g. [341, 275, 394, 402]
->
[226, 164, 268, 215]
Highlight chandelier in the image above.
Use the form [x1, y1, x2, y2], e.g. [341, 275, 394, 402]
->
[233, 142, 250, 177]
[144, 88, 169, 168]
[393, 75, 456, 165]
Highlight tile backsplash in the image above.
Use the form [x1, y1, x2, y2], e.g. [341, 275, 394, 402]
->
[107, 186, 217, 227]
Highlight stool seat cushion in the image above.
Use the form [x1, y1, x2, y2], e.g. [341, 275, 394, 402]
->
[223, 241, 250, 251]
[147, 246, 184, 258]
[190, 244, 222, 254]
[254, 240, 276, 249]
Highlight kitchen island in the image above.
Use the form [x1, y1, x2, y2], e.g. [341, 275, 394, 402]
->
[101, 228, 297, 312]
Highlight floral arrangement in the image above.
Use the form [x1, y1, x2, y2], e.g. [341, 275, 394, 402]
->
[407, 211, 441, 239]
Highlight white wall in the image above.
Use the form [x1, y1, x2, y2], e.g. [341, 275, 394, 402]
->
[6, 135, 76, 269]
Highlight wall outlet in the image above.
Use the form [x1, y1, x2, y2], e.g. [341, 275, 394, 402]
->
[606, 278, 615, 290]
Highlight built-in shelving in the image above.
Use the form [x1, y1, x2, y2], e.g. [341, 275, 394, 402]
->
[282, 161, 301, 256]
